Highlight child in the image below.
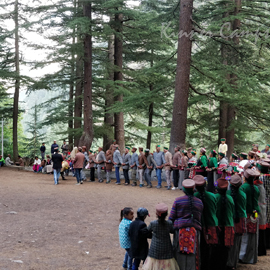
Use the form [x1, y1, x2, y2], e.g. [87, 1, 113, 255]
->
[218, 138, 228, 157]
[129, 208, 151, 270]
[143, 203, 179, 270]
[119, 207, 134, 270]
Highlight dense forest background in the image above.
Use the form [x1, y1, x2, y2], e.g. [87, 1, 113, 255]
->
[1, 0, 270, 160]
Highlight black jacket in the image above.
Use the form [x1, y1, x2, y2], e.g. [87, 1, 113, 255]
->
[52, 154, 63, 170]
[129, 218, 152, 260]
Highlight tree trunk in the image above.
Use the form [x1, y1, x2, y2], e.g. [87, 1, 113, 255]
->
[78, 2, 93, 150]
[218, 5, 230, 147]
[169, 0, 193, 152]
[103, 34, 114, 151]
[146, 85, 154, 149]
[114, 10, 125, 154]
[226, 0, 241, 156]
[13, 0, 19, 161]
[73, 1, 83, 147]
[74, 46, 83, 147]
[68, 29, 75, 150]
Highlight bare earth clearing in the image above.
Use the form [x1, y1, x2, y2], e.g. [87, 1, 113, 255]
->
[0, 167, 269, 270]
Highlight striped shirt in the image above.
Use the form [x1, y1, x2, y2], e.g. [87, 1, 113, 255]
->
[169, 195, 203, 231]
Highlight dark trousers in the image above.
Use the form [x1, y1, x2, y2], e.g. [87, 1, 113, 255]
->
[90, 167, 95, 181]
[123, 169, 130, 184]
[173, 169, 179, 188]
[211, 228, 229, 270]
[258, 229, 267, 256]
[207, 171, 215, 193]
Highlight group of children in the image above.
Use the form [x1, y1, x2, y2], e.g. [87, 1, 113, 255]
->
[119, 203, 179, 270]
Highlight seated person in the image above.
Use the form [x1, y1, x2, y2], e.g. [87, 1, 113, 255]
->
[39, 159, 46, 173]
[5, 154, 14, 166]
[15, 156, 24, 166]
[44, 155, 53, 174]
[0, 155, 5, 167]
[33, 156, 41, 172]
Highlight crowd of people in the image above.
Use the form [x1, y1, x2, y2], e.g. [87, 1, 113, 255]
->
[119, 162, 270, 270]
[2, 138, 270, 269]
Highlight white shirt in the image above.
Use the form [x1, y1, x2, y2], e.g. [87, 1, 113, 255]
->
[34, 159, 41, 165]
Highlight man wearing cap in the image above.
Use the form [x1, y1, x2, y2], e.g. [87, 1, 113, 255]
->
[95, 147, 106, 183]
[51, 148, 63, 185]
[144, 149, 157, 188]
[194, 175, 218, 270]
[169, 179, 203, 270]
[261, 144, 270, 155]
[51, 140, 59, 155]
[130, 147, 139, 186]
[218, 138, 228, 157]
[122, 147, 131, 185]
[82, 146, 89, 168]
[239, 169, 261, 264]
[88, 150, 96, 182]
[61, 140, 69, 156]
[137, 147, 148, 187]
[113, 145, 123, 185]
[40, 142, 46, 160]
[73, 147, 85, 185]
[129, 207, 151, 270]
[153, 145, 166, 189]
[172, 146, 181, 190]
[164, 147, 173, 190]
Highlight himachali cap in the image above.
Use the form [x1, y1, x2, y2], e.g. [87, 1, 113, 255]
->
[191, 150, 196, 155]
[262, 158, 270, 163]
[217, 163, 227, 171]
[132, 147, 137, 151]
[89, 150, 93, 153]
[240, 152, 248, 159]
[248, 151, 256, 156]
[139, 147, 143, 151]
[219, 152, 225, 157]
[230, 174, 242, 187]
[221, 138, 226, 142]
[267, 144, 270, 147]
[182, 149, 187, 153]
[193, 175, 206, 186]
[232, 153, 238, 159]
[200, 148, 206, 154]
[164, 147, 168, 150]
[156, 145, 161, 148]
[175, 145, 180, 151]
[137, 207, 150, 217]
[183, 179, 195, 189]
[244, 169, 260, 179]
[125, 146, 130, 150]
[211, 150, 217, 155]
[217, 177, 228, 189]
[145, 149, 150, 152]
[156, 203, 168, 216]
[257, 162, 270, 172]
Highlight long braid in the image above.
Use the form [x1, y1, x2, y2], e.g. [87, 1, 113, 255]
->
[188, 194, 194, 223]
[198, 186, 207, 229]
[221, 189, 227, 225]
[231, 185, 240, 223]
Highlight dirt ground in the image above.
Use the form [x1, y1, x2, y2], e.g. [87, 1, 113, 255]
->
[0, 167, 269, 270]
